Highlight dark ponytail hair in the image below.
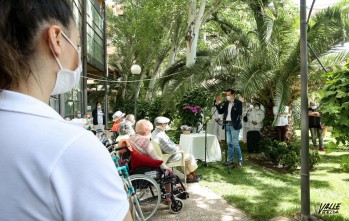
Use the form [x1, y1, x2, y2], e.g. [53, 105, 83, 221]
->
[0, 0, 74, 90]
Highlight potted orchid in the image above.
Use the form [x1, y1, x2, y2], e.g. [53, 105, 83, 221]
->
[183, 105, 202, 133]
[176, 89, 211, 135]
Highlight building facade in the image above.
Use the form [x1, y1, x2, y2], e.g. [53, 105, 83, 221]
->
[49, 0, 106, 119]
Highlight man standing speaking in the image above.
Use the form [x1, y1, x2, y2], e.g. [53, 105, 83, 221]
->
[215, 89, 243, 168]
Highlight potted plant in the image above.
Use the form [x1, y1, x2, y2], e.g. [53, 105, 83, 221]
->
[180, 125, 192, 135]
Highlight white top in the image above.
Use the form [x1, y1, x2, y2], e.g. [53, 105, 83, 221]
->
[226, 102, 234, 121]
[71, 117, 86, 127]
[273, 105, 289, 126]
[242, 104, 252, 128]
[249, 109, 265, 130]
[0, 90, 129, 221]
[210, 106, 222, 122]
[97, 109, 104, 125]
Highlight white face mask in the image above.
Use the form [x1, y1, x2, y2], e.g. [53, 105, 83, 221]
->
[226, 96, 231, 101]
[50, 32, 82, 95]
[311, 105, 317, 110]
[255, 106, 260, 110]
[97, 105, 102, 109]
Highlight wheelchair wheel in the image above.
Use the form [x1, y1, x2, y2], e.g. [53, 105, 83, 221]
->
[169, 198, 183, 214]
[130, 174, 161, 221]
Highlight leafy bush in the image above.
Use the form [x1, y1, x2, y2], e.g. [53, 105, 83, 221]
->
[309, 150, 321, 170]
[320, 66, 349, 146]
[176, 89, 211, 127]
[339, 156, 349, 172]
[260, 138, 321, 173]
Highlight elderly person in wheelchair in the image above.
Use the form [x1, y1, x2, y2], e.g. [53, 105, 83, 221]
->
[128, 119, 170, 171]
[151, 116, 202, 183]
[128, 119, 188, 206]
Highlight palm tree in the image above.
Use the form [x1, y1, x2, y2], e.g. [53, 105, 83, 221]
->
[159, 1, 349, 141]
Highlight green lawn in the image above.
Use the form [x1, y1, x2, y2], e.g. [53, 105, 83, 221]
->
[196, 139, 349, 221]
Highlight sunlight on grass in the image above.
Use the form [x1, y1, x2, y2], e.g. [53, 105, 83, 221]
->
[196, 149, 349, 221]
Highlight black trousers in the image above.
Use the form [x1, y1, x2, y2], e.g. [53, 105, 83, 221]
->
[275, 125, 288, 142]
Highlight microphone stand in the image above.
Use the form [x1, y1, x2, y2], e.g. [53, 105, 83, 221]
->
[200, 108, 219, 169]
[223, 120, 228, 163]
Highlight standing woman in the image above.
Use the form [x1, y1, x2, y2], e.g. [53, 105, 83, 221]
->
[242, 102, 252, 144]
[0, 1, 130, 220]
[92, 102, 106, 139]
[210, 96, 223, 142]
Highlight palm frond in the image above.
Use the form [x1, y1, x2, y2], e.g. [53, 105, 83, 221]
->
[160, 57, 212, 108]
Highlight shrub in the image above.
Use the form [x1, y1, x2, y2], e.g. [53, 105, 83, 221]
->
[260, 138, 321, 173]
[309, 150, 321, 170]
[320, 66, 349, 146]
[176, 89, 211, 127]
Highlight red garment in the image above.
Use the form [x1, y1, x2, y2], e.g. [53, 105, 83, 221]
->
[111, 118, 123, 132]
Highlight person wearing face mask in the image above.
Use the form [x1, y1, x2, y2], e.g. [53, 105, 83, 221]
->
[242, 102, 253, 144]
[0, 1, 131, 221]
[110, 110, 126, 140]
[71, 110, 87, 128]
[128, 120, 169, 170]
[151, 116, 202, 183]
[273, 103, 289, 142]
[249, 103, 265, 131]
[215, 89, 243, 168]
[92, 102, 106, 139]
[210, 96, 224, 142]
[129, 119, 176, 205]
[308, 101, 324, 151]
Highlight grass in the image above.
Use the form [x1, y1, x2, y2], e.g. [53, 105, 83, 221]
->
[196, 136, 349, 221]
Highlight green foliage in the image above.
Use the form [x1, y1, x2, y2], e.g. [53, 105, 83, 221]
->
[116, 96, 167, 122]
[309, 150, 321, 170]
[320, 66, 349, 145]
[260, 138, 321, 173]
[340, 156, 349, 172]
[292, 99, 301, 130]
[197, 151, 349, 221]
[175, 89, 212, 127]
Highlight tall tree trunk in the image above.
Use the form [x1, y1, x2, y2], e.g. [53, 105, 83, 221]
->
[146, 54, 167, 101]
[168, 12, 185, 67]
[186, 0, 206, 66]
[168, 44, 178, 67]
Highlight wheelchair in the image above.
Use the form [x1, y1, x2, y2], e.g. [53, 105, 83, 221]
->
[107, 141, 189, 215]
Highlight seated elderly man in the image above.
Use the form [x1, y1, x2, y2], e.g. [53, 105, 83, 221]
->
[152, 116, 202, 183]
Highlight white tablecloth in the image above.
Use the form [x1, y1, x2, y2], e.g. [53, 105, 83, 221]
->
[179, 133, 222, 162]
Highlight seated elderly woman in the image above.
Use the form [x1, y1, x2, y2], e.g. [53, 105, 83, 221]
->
[128, 119, 174, 205]
[128, 119, 170, 171]
[115, 121, 135, 142]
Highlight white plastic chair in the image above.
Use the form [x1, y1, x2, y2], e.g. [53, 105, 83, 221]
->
[151, 141, 187, 185]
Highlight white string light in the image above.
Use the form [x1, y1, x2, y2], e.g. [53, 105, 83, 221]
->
[83, 71, 183, 83]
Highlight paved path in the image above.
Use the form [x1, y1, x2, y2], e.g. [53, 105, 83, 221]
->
[151, 182, 251, 221]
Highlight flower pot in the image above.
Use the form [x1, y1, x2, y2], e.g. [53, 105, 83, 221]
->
[183, 130, 191, 135]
